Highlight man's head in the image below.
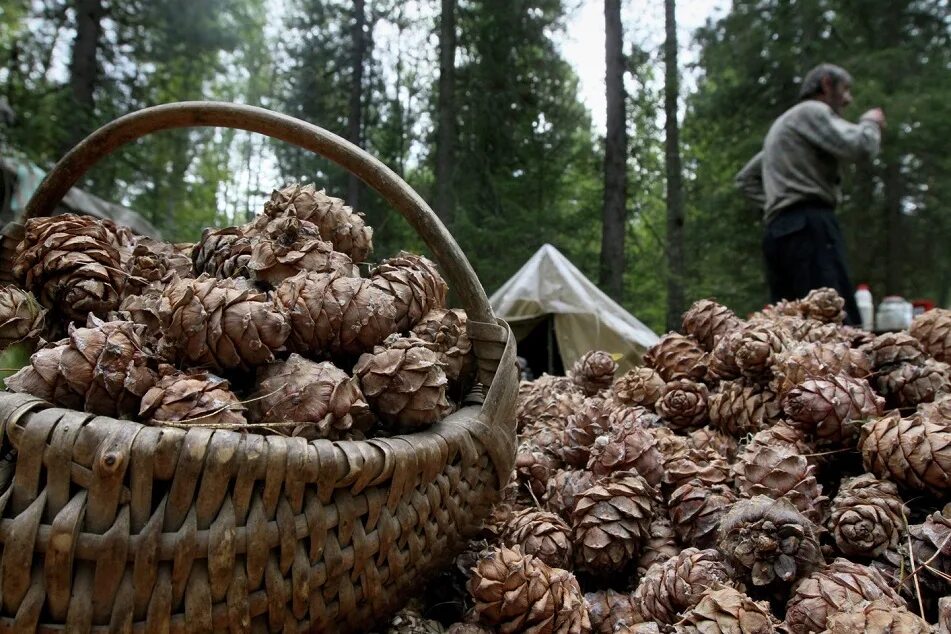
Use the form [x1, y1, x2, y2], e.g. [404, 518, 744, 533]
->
[799, 63, 853, 114]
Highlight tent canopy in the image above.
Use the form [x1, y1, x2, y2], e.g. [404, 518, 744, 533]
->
[489, 244, 659, 375]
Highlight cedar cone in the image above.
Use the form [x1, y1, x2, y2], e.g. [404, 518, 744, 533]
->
[515, 441, 559, 501]
[274, 270, 398, 356]
[828, 474, 907, 558]
[743, 422, 816, 463]
[632, 548, 735, 626]
[643, 333, 708, 382]
[544, 469, 597, 522]
[668, 479, 737, 549]
[663, 447, 731, 494]
[910, 307, 951, 363]
[876, 359, 951, 409]
[247, 215, 354, 287]
[6, 316, 156, 418]
[192, 226, 252, 278]
[656, 379, 709, 430]
[385, 609, 444, 634]
[800, 287, 846, 324]
[718, 496, 824, 588]
[907, 511, 951, 592]
[708, 329, 743, 381]
[412, 308, 473, 382]
[607, 403, 662, 430]
[116, 287, 163, 333]
[518, 379, 584, 433]
[14, 213, 125, 322]
[571, 350, 618, 396]
[732, 445, 828, 523]
[260, 184, 373, 263]
[369, 252, 448, 332]
[584, 589, 640, 634]
[708, 381, 781, 437]
[571, 471, 656, 575]
[784, 559, 905, 634]
[139, 370, 245, 427]
[248, 354, 373, 440]
[674, 587, 778, 634]
[586, 419, 663, 486]
[501, 508, 574, 570]
[636, 514, 681, 578]
[769, 341, 872, 397]
[681, 299, 742, 351]
[156, 274, 290, 372]
[860, 410, 951, 493]
[863, 331, 926, 370]
[734, 325, 788, 380]
[687, 426, 739, 461]
[121, 237, 193, 297]
[562, 397, 612, 468]
[783, 374, 884, 446]
[612, 367, 667, 407]
[467, 546, 591, 634]
[822, 599, 931, 634]
[650, 426, 691, 463]
[354, 335, 451, 428]
[0, 285, 45, 351]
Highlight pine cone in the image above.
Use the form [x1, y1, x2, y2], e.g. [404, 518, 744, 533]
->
[6, 316, 156, 418]
[446, 625, 492, 634]
[663, 447, 731, 494]
[910, 308, 951, 362]
[907, 512, 951, 595]
[632, 548, 735, 625]
[156, 274, 290, 372]
[770, 341, 872, 397]
[612, 367, 667, 407]
[734, 325, 787, 379]
[354, 335, 451, 428]
[14, 213, 125, 321]
[121, 238, 194, 297]
[370, 252, 448, 332]
[708, 329, 743, 380]
[0, 285, 45, 351]
[571, 471, 656, 575]
[822, 599, 931, 634]
[545, 469, 597, 522]
[708, 381, 781, 437]
[651, 426, 691, 463]
[681, 299, 742, 351]
[876, 359, 951, 409]
[193, 226, 253, 278]
[587, 420, 663, 485]
[247, 215, 355, 287]
[783, 375, 884, 446]
[117, 287, 163, 333]
[718, 496, 824, 588]
[571, 350, 618, 396]
[673, 587, 779, 634]
[860, 410, 951, 493]
[637, 514, 681, 577]
[260, 184, 373, 263]
[862, 332, 926, 370]
[501, 509, 574, 570]
[275, 271, 398, 356]
[668, 479, 737, 549]
[585, 589, 640, 634]
[518, 382, 583, 433]
[386, 609, 444, 634]
[733, 445, 827, 523]
[828, 474, 907, 558]
[467, 546, 591, 634]
[607, 402, 661, 429]
[743, 422, 816, 462]
[562, 397, 612, 468]
[515, 441, 559, 501]
[687, 426, 739, 460]
[644, 333, 708, 382]
[248, 354, 373, 440]
[800, 287, 846, 324]
[656, 379, 709, 430]
[139, 370, 245, 427]
[784, 559, 905, 634]
[412, 308, 473, 382]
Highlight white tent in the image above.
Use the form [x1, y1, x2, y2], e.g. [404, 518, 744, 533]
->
[490, 244, 659, 375]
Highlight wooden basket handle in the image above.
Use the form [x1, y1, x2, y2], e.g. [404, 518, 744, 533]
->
[24, 101, 497, 329]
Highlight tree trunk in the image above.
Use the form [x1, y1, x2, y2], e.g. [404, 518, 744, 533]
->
[599, 0, 627, 302]
[664, 0, 685, 331]
[62, 0, 105, 155]
[883, 156, 902, 295]
[346, 0, 367, 209]
[434, 0, 457, 226]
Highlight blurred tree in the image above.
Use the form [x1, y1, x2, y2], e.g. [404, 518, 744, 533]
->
[601, 0, 627, 301]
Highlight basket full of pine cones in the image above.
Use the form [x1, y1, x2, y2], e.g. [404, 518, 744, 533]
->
[0, 102, 517, 633]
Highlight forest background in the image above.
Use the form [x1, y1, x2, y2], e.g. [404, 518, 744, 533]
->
[1, 0, 949, 335]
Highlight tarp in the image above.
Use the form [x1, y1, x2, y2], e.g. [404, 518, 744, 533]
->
[490, 244, 660, 374]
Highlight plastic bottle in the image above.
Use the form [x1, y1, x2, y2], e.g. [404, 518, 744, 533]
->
[854, 284, 874, 331]
[876, 295, 913, 332]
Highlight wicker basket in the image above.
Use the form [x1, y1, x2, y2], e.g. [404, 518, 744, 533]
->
[0, 102, 518, 633]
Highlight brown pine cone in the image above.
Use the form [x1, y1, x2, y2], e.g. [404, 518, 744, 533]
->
[570, 350, 618, 397]
[501, 509, 574, 570]
[644, 333, 708, 382]
[668, 479, 737, 549]
[800, 287, 846, 324]
[783, 374, 884, 446]
[686, 426, 739, 461]
[521, 388, 585, 438]
[192, 226, 253, 278]
[545, 469, 597, 522]
[784, 559, 905, 634]
[718, 496, 824, 588]
[907, 512, 951, 592]
[862, 331, 926, 370]
[860, 410, 951, 493]
[650, 427, 691, 463]
[562, 397, 612, 468]
[354, 335, 451, 428]
[248, 354, 373, 440]
[732, 445, 827, 523]
[607, 403, 662, 430]
[412, 308, 473, 382]
[385, 608, 444, 634]
[612, 367, 667, 407]
[910, 307, 951, 363]
[828, 474, 907, 558]
[769, 341, 872, 397]
[515, 441, 559, 501]
[446, 626, 492, 634]
[663, 447, 731, 494]
[587, 420, 663, 486]
[571, 471, 656, 575]
[121, 237, 193, 297]
[14, 213, 126, 321]
[743, 422, 816, 462]
[656, 379, 709, 430]
[139, 370, 245, 427]
[6, 316, 156, 418]
[673, 586, 778, 634]
[247, 215, 355, 286]
[707, 329, 743, 381]
[681, 299, 742, 351]
[632, 548, 735, 625]
[275, 270, 398, 356]
[734, 325, 788, 380]
[708, 381, 781, 437]
[876, 359, 951, 409]
[370, 252, 448, 332]
[822, 599, 931, 634]
[585, 589, 640, 634]
[116, 287, 163, 333]
[637, 514, 681, 577]
[467, 546, 591, 634]
[156, 274, 290, 372]
[0, 285, 45, 351]
[260, 184, 373, 263]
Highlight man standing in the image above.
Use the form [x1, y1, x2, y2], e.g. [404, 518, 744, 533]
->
[735, 63, 885, 325]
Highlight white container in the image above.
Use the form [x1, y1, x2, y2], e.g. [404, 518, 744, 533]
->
[876, 295, 913, 331]
[855, 284, 874, 331]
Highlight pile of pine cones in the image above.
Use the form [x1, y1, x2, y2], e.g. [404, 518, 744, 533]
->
[381, 288, 951, 633]
[0, 183, 476, 439]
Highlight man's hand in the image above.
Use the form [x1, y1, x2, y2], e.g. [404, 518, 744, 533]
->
[860, 107, 886, 130]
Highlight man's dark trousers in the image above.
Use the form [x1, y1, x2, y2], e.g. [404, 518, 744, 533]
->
[762, 201, 861, 325]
